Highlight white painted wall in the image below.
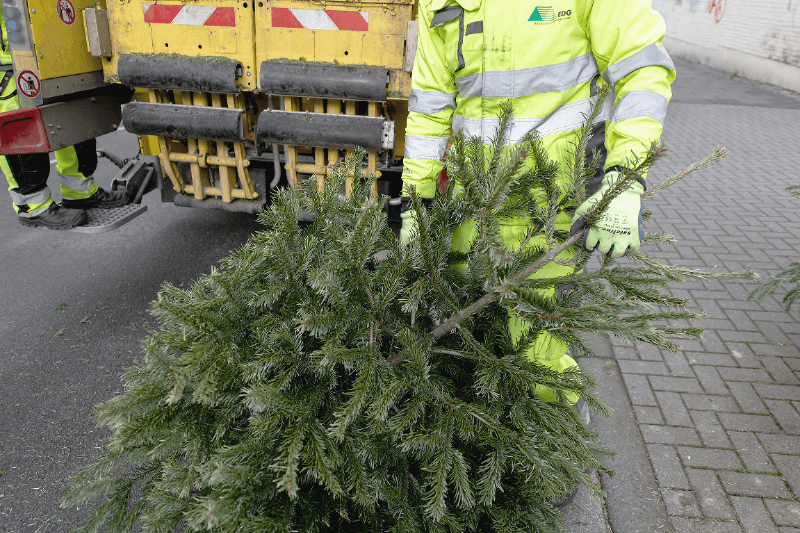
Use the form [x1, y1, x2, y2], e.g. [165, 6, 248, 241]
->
[651, 0, 800, 92]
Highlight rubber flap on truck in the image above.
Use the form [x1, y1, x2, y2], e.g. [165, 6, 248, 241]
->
[259, 62, 388, 102]
[118, 54, 242, 93]
[256, 110, 388, 151]
[122, 103, 244, 142]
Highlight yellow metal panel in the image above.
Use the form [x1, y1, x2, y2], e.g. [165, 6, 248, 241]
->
[28, 0, 102, 80]
[366, 4, 410, 35]
[363, 33, 404, 68]
[260, 27, 317, 63]
[139, 134, 160, 157]
[312, 30, 363, 64]
[106, 0, 257, 91]
[256, 1, 411, 68]
[105, 0, 154, 68]
[362, 4, 409, 68]
[387, 69, 411, 96]
[9, 50, 37, 76]
[212, 27, 237, 55]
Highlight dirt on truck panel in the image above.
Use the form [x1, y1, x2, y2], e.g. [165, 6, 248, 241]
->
[0, 0, 417, 218]
[104, 0, 415, 210]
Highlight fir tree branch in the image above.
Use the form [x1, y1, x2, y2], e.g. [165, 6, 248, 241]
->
[583, 144, 662, 229]
[476, 103, 531, 230]
[388, 230, 585, 365]
[569, 84, 612, 206]
[626, 250, 758, 282]
[641, 146, 729, 202]
[426, 231, 585, 344]
[431, 349, 468, 358]
[408, 192, 463, 318]
[395, 143, 741, 362]
[749, 261, 800, 314]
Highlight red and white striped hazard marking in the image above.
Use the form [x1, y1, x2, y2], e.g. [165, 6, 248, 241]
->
[143, 4, 235, 26]
[271, 8, 368, 31]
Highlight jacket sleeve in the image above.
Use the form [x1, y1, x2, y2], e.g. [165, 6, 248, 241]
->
[401, 1, 458, 198]
[581, 0, 676, 179]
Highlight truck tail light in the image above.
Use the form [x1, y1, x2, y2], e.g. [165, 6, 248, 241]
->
[0, 107, 50, 154]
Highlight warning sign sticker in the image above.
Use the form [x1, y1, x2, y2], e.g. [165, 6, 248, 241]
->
[17, 70, 41, 98]
[56, 0, 76, 25]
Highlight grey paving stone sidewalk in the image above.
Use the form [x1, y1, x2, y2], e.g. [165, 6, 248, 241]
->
[608, 59, 800, 533]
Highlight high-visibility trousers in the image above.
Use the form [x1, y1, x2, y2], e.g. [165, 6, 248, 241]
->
[0, 71, 98, 216]
[451, 215, 579, 403]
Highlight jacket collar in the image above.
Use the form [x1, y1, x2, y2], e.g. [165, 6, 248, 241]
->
[428, 0, 481, 12]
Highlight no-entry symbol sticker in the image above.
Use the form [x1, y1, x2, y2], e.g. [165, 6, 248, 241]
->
[57, 0, 76, 25]
[17, 70, 41, 98]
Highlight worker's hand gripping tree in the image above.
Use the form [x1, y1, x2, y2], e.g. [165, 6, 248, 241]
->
[62, 97, 750, 533]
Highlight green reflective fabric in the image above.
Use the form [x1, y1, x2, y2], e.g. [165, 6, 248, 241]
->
[404, 0, 673, 399]
[450, 216, 579, 403]
[0, 13, 97, 210]
[403, 0, 676, 197]
[0, 14, 53, 215]
[57, 143, 98, 200]
[0, 15, 11, 67]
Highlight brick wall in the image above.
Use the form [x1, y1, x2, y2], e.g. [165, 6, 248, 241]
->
[651, 0, 800, 92]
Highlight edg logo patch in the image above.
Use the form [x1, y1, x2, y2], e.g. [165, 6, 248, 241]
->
[528, 6, 571, 24]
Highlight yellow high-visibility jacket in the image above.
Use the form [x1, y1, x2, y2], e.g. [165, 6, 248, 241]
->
[402, 0, 675, 198]
[0, 15, 11, 66]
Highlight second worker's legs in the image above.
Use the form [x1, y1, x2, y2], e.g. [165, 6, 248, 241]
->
[55, 139, 98, 200]
[450, 216, 580, 404]
[59, 139, 129, 209]
[2, 151, 87, 229]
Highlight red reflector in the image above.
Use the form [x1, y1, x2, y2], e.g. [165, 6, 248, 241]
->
[0, 107, 50, 155]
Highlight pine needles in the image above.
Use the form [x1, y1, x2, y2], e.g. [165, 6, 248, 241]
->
[63, 100, 751, 533]
[749, 185, 800, 314]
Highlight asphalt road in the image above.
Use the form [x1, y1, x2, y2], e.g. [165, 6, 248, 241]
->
[1, 57, 798, 532]
[0, 131, 264, 532]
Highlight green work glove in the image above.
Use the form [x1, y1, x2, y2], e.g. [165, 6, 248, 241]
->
[399, 197, 433, 247]
[570, 171, 645, 259]
[399, 207, 417, 247]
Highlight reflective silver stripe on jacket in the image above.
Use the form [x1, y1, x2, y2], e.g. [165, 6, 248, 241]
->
[9, 188, 51, 206]
[456, 52, 599, 99]
[611, 90, 668, 124]
[404, 135, 450, 160]
[409, 89, 458, 115]
[452, 96, 613, 145]
[57, 172, 95, 191]
[603, 43, 674, 86]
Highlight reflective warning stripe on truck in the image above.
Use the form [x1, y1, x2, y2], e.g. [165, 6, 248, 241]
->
[271, 8, 369, 31]
[142, 4, 236, 27]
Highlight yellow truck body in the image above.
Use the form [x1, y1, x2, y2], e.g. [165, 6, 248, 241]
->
[0, 0, 419, 212]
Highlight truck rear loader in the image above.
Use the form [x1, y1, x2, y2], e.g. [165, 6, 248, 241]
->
[0, 0, 420, 231]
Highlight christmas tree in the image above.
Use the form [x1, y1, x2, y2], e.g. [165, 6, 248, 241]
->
[62, 98, 751, 533]
[750, 185, 800, 315]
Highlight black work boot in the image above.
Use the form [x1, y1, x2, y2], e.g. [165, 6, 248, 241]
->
[62, 187, 130, 209]
[18, 203, 87, 229]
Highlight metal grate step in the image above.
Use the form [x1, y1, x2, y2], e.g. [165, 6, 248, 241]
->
[67, 204, 148, 234]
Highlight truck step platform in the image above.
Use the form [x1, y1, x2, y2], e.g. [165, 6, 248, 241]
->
[67, 204, 148, 233]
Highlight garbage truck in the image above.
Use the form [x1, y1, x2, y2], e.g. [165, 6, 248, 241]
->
[0, 0, 419, 231]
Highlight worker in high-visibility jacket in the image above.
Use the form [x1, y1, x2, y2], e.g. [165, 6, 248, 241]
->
[401, 0, 675, 402]
[0, 16, 128, 229]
